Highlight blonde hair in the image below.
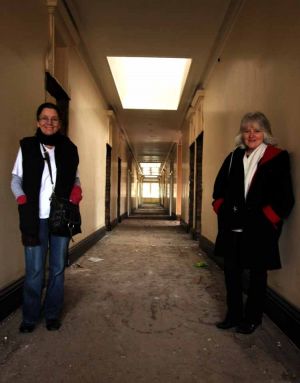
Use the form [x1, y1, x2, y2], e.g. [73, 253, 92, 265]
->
[235, 112, 277, 148]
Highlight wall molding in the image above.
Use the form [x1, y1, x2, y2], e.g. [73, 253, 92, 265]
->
[0, 277, 24, 321]
[180, 218, 190, 233]
[190, 228, 201, 241]
[120, 212, 128, 221]
[199, 234, 300, 349]
[110, 218, 118, 230]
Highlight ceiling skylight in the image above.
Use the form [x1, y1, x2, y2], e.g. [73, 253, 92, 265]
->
[107, 57, 192, 110]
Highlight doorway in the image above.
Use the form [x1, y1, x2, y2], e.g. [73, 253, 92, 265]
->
[194, 133, 203, 239]
[45, 72, 70, 135]
[117, 158, 121, 222]
[105, 144, 112, 230]
[188, 142, 195, 231]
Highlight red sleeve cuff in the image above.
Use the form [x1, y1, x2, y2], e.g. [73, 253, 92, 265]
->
[17, 195, 27, 205]
[262, 205, 281, 225]
[212, 198, 224, 214]
[69, 185, 82, 205]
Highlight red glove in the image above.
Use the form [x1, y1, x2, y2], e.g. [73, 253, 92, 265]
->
[17, 195, 27, 205]
[262, 205, 281, 228]
[212, 198, 224, 214]
[69, 185, 82, 205]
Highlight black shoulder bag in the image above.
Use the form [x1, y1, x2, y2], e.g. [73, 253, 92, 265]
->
[42, 145, 81, 240]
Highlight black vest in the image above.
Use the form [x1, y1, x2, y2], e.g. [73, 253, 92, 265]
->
[18, 135, 79, 245]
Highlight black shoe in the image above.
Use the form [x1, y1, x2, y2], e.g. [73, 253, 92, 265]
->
[19, 322, 35, 333]
[46, 319, 61, 331]
[236, 321, 260, 334]
[216, 317, 240, 330]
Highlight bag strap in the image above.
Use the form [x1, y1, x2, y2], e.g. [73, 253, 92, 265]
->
[228, 148, 238, 177]
[42, 144, 57, 201]
[42, 144, 54, 187]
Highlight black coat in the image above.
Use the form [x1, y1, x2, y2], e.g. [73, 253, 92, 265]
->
[213, 145, 294, 270]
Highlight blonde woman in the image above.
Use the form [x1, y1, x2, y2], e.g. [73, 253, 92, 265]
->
[213, 112, 294, 334]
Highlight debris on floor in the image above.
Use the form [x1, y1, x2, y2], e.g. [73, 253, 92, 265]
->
[194, 261, 208, 268]
[70, 263, 84, 269]
[1, 217, 300, 383]
[88, 257, 104, 263]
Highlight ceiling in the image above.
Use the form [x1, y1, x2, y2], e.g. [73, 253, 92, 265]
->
[64, 0, 238, 166]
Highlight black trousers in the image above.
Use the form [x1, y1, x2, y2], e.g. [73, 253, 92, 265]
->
[223, 232, 267, 324]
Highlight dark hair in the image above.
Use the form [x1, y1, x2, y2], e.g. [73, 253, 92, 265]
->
[36, 102, 62, 120]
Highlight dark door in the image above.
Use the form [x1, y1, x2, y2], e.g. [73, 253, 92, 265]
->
[188, 143, 195, 231]
[46, 72, 70, 135]
[105, 144, 112, 230]
[194, 133, 203, 239]
[117, 158, 121, 222]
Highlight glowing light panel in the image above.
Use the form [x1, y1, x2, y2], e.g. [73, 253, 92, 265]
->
[107, 57, 192, 110]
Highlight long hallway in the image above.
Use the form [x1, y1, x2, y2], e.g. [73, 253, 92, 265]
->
[1, 217, 299, 383]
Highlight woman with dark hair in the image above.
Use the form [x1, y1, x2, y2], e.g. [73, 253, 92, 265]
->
[11, 102, 82, 333]
[213, 112, 294, 334]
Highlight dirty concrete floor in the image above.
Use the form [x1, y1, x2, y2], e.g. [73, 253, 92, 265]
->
[1, 218, 300, 383]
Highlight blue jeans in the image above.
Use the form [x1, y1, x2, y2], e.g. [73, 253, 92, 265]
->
[22, 219, 69, 325]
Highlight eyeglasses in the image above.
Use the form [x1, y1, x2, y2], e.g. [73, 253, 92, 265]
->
[39, 116, 60, 125]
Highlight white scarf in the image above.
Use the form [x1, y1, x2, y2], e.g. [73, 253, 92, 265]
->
[243, 143, 267, 198]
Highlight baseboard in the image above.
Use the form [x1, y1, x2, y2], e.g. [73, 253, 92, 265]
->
[180, 219, 190, 233]
[0, 277, 24, 321]
[199, 235, 224, 268]
[190, 228, 201, 241]
[200, 235, 300, 349]
[0, 226, 106, 322]
[170, 212, 177, 220]
[264, 287, 300, 349]
[110, 218, 119, 229]
[68, 226, 106, 265]
[180, 219, 201, 239]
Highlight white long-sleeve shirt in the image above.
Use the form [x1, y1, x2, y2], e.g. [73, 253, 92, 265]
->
[11, 145, 80, 218]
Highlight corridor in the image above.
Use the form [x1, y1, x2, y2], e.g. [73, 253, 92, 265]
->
[1, 215, 299, 383]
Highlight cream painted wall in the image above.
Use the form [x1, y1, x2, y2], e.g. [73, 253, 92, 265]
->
[201, 0, 300, 308]
[176, 143, 182, 216]
[161, 163, 170, 211]
[130, 163, 139, 211]
[67, 49, 109, 241]
[160, 144, 178, 215]
[181, 120, 190, 224]
[119, 137, 130, 217]
[110, 124, 129, 222]
[0, 1, 133, 292]
[171, 145, 177, 216]
[0, 1, 48, 289]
